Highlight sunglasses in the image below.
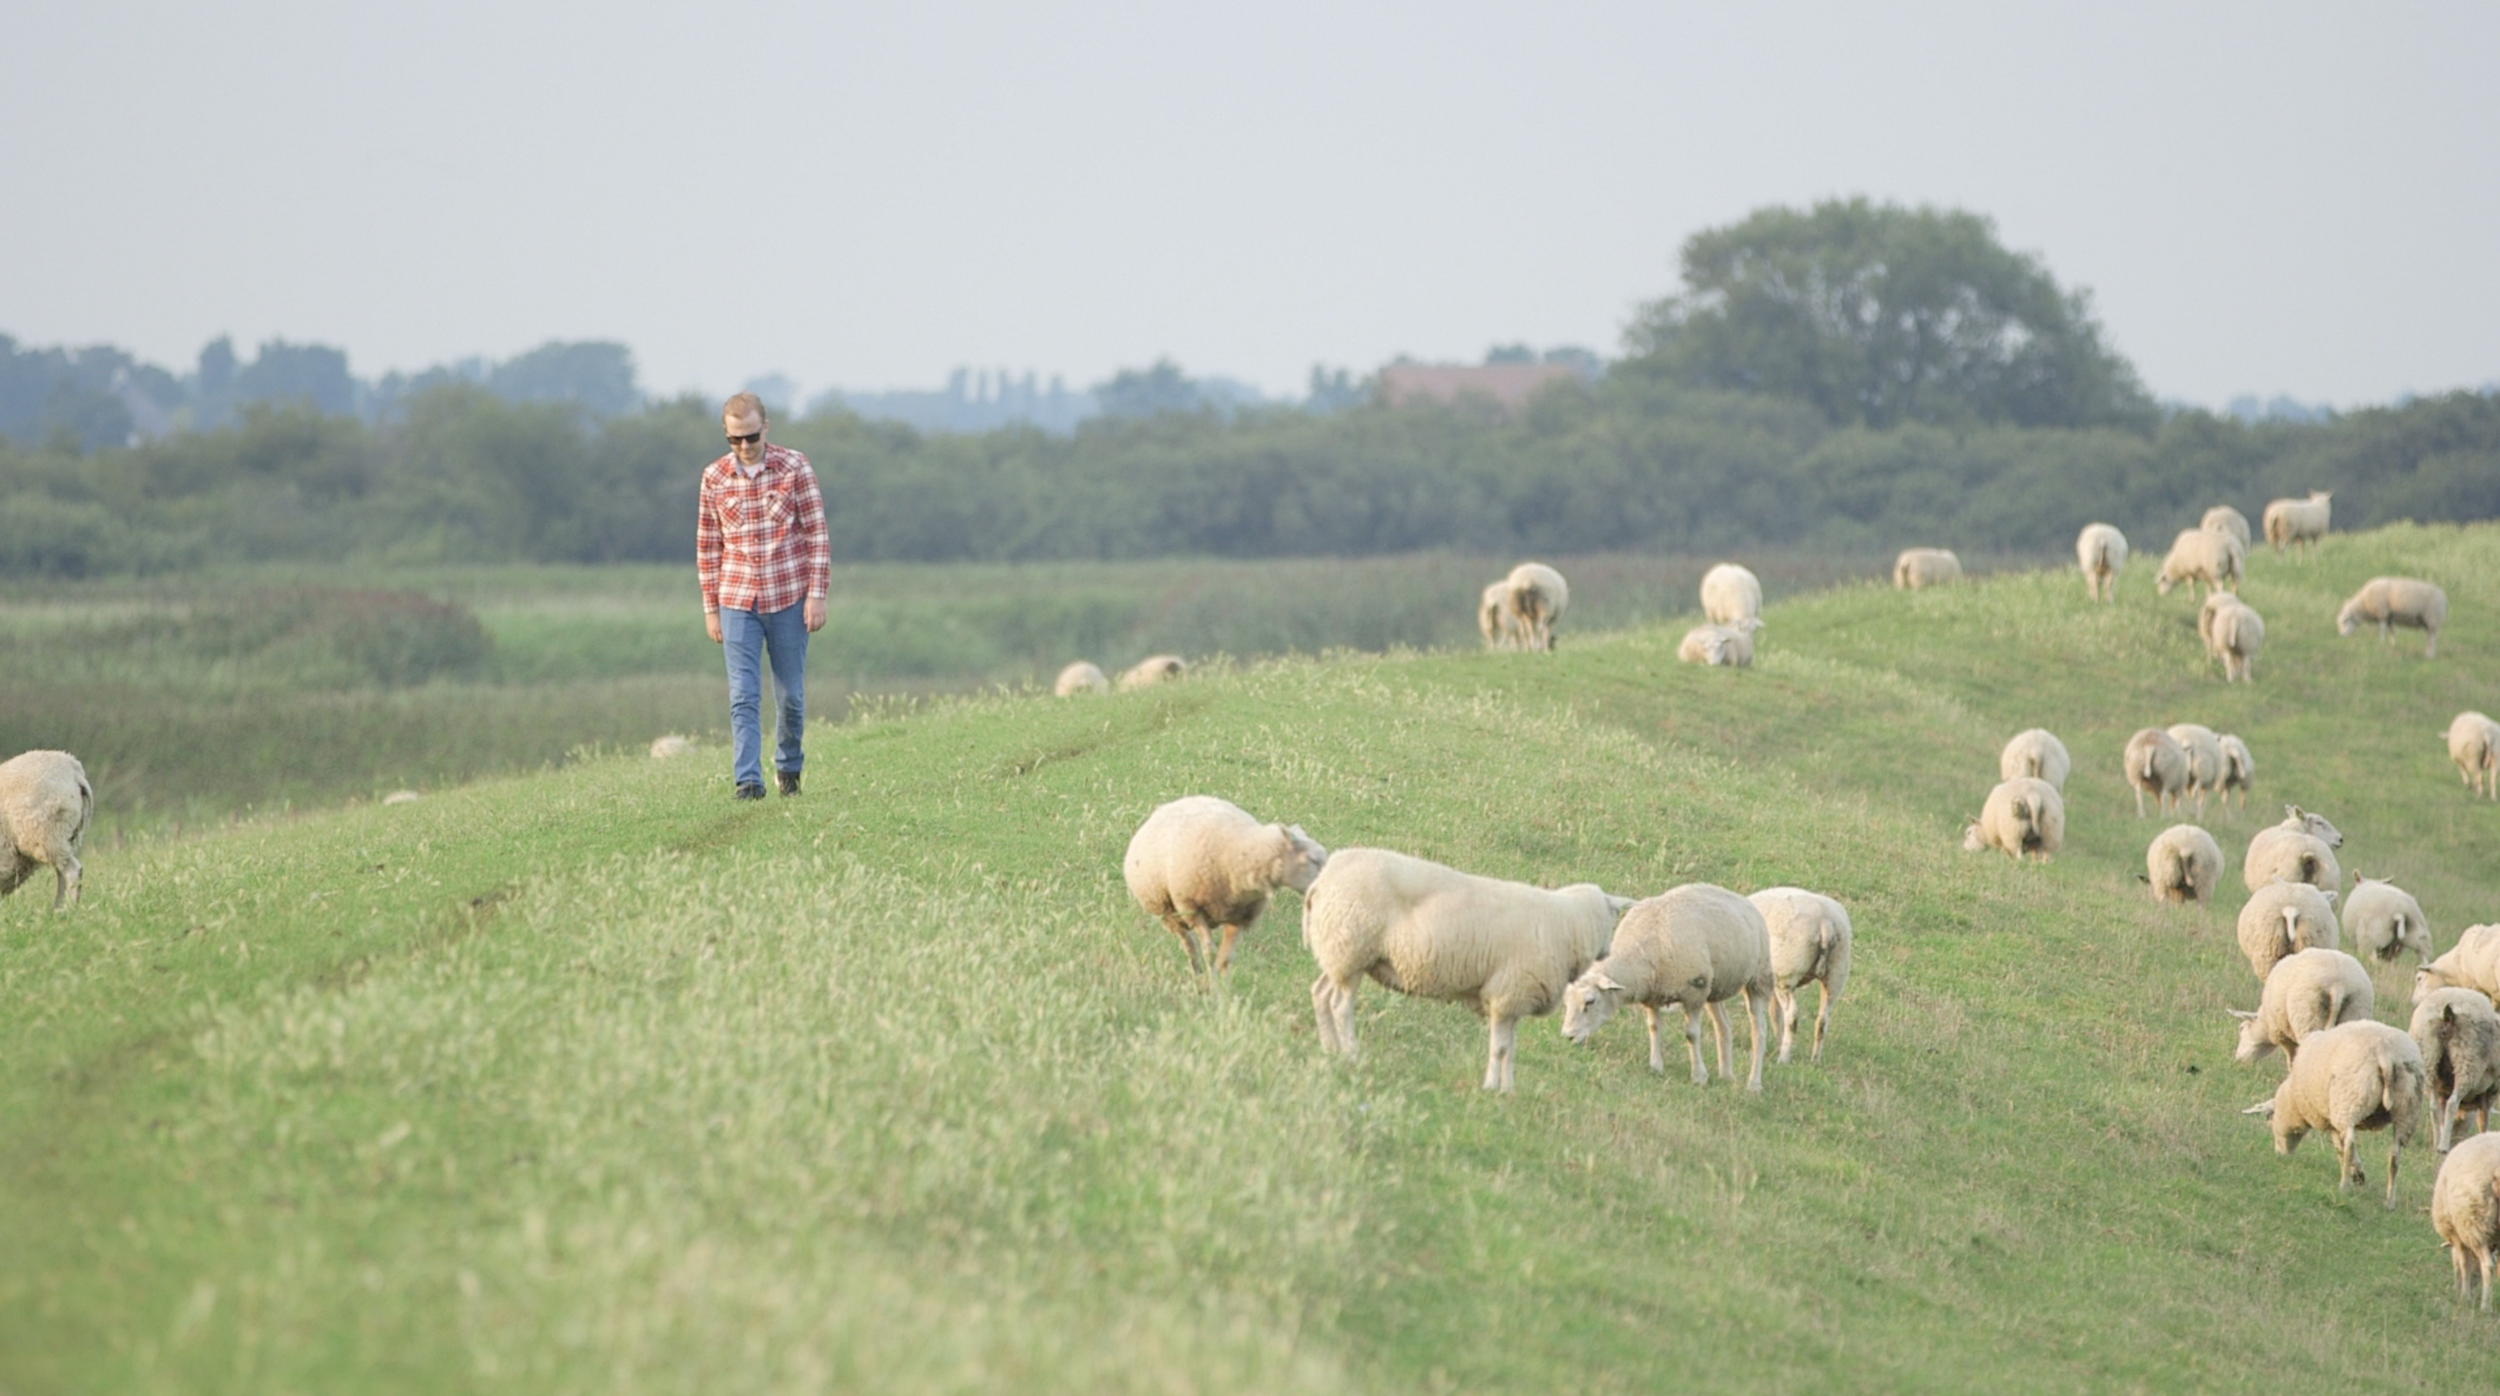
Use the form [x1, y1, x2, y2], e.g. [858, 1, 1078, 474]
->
[726, 431, 764, 445]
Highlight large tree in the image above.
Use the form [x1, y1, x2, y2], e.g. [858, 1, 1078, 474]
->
[1626, 198, 2155, 431]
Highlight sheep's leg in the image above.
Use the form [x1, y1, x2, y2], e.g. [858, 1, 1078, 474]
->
[2332, 1127, 2360, 1193]
[1213, 923, 1242, 975]
[2134, 786, 2146, 819]
[1484, 1015, 1517, 1093]
[1741, 989, 1766, 1094]
[2456, 1242, 2475, 1301]
[2425, 628, 2438, 658]
[1311, 976, 1357, 1058]
[2384, 1136, 2402, 1210]
[1682, 1007, 1708, 1085]
[1812, 983, 1833, 1064]
[1705, 1000, 1734, 1079]
[1641, 1005, 1666, 1074]
[51, 852, 80, 909]
[1164, 915, 1207, 977]
[1772, 987, 1798, 1064]
[2482, 1249, 2496, 1311]
[2439, 1088, 2460, 1154]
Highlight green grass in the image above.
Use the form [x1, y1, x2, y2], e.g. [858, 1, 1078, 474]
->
[6, 526, 2500, 1392]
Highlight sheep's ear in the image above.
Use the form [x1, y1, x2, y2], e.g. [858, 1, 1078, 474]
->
[2322, 889, 2340, 906]
[2227, 1009, 2257, 1021]
[2242, 1100, 2276, 1118]
[2285, 804, 2304, 820]
[1592, 973, 1625, 994]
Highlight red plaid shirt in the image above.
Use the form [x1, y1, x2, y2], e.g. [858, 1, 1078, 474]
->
[697, 444, 831, 616]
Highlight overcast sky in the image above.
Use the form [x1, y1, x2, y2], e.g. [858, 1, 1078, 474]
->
[5, 1, 2494, 409]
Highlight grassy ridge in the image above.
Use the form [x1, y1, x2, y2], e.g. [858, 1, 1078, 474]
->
[5, 526, 2500, 1392]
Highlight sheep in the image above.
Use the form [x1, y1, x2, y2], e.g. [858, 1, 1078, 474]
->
[2200, 505, 2252, 549]
[2154, 528, 2244, 598]
[2445, 711, 2500, 799]
[1700, 562, 1763, 626]
[1053, 661, 1110, 696]
[2341, 874, 2433, 968]
[2123, 727, 2192, 818]
[2262, 489, 2332, 559]
[1123, 795, 1327, 978]
[1561, 883, 1773, 1092]
[2242, 806, 2343, 894]
[1962, 776, 2064, 862]
[0, 750, 92, 910]
[2075, 523, 2127, 601]
[1999, 728, 2071, 791]
[2197, 594, 2264, 683]
[2431, 1133, 2500, 1309]
[1677, 618, 1764, 669]
[2167, 723, 2226, 817]
[381, 790, 421, 805]
[2411, 988, 2500, 1155]
[2231, 948, 2374, 1066]
[2337, 577, 2448, 657]
[648, 734, 696, 759]
[2236, 880, 2342, 980]
[2243, 1018, 2423, 1208]
[2145, 824, 2224, 905]
[1118, 655, 1187, 690]
[1893, 548, 1961, 590]
[1478, 580, 1522, 650]
[1746, 886, 1853, 1065]
[2217, 734, 2256, 812]
[2416, 923, 2500, 1004]
[1303, 847, 1631, 1092]
[1503, 562, 1570, 651]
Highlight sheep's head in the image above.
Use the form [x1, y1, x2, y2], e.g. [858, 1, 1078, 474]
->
[2416, 965, 2452, 1000]
[1278, 826, 1329, 893]
[2228, 1009, 2275, 1064]
[2155, 568, 2179, 596]
[1960, 819, 1986, 853]
[2336, 599, 2362, 636]
[1560, 971, 1625, 1043]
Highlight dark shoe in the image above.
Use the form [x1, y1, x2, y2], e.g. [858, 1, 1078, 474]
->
[734, 782, 767, 801]
[776, 770, 801, 796]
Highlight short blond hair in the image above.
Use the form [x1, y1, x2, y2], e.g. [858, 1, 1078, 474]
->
[722, 391, 768, 424]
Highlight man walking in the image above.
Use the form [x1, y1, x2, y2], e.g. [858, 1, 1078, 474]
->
[698, 392, 829, 800]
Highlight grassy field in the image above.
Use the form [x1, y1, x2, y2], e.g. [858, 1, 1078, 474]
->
[6, 525, 2500, 1392]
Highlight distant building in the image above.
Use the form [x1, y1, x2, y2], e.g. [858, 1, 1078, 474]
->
[1378, 361, 1583, 415]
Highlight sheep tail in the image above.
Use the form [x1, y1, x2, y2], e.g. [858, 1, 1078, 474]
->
[2279, 906, 2302, 958]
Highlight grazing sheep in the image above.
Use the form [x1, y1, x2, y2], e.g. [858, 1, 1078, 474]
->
[0, 750, 92, 910]
[1561, 883, 1774, 1092]
[2237, 880, 2342, 980]
[2431, 1133, 2500, 1309]
[381, 790, 421, 806]
[1123, 796, 1327, 977]
[2337, 577, 2448, 657]
[2124, 727, 2192, 818]
[1504, 562, 1570, 651]
[1053, 661, 1110, 696]
[2232, 948, 2374, 1066]
[2145, 824, 2224, 905]
[1893, 548, 1962, 590]
[1478, 581, 1522, 650]
[2411, 989, 2500, 1155]
[1962, 776, 2065, 862]
[2076, 523, 2127, 601]
[2445, 711, 2500, 799]
[2217, 734, 2256, 812]
[2167, 723, 2226, 817]
[2197, 595, 2265, 683]
[2416, 923, 2500, 1004]
[2155, 528, 2244, 598]
[1118, 655, 1187, 690]
[2243, 806, 2344, 894]
[2200, 505, 2252, 549]
[2342, 875, 2433, 967]
[2262, 490, 2332, 559]
[2243, 1018, 2423, 1208]
[1747, 886, 1853, 1065]
[1700, 563, 1763, 626]
[1304, 847, 1630, 1092]
[1676, 618, 1764, 668]
[648, 734, 696, 759]
[1999, 728, 2072, 791]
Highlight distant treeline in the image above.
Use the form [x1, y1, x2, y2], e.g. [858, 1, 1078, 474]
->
[3, 369, 2496, 578]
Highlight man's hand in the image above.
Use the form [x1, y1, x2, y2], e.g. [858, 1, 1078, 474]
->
[705, 611, 723, 644]
[804, 596, 827, 632]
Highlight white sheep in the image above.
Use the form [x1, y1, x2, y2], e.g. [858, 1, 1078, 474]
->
[2411, 988, 2500, 1155]
[1478, 580, 1522, 650]
[2197, 594, 2264, 684]
[2076, 523, 2127, 601]
[2200, 505, 2252, 549]
[1504, 562, 1570, 651]
[2445, 711, 2500, 799]
[1303, 847, 1630, 1092]
[1118, 655, 1187, 690]
[2431, 1133, 2500, 1309]
[2341, 874, 2433, 968]
[1700, 562, 1763, 626]
[2167, 723, 2226, 818]
[2231, 947, 2374, 1066]
[2337, 577, 2448, 657]
[2217, 734, 2256, 812]
[2236, 880, 2342, 980]
[2416, 923, 2500, 1004]
[2242, 806, 2343, 894]
[1999, 728, 2071, 791]
[1746, 886, 1853, 1065]
[2262, 489, 2332, 559]
[1676, 618, 1764, 669]
[648, 734, 696, 759]
[2154, 528, 2244, 598]
[1893, 548, 1961, 590]
[1962, 776, 2065, 862]
[0, 750, 92, 910]
[1561, 882, 1773, 1092]
[1123, 795, 1327, 977]
[2145, 824, 2224, 905]
[381, 790, 421, 806]
[2243, 1018, 2423, 1208]
[1053, 661, 1110, 696]
[2123, 727, 2191, 818]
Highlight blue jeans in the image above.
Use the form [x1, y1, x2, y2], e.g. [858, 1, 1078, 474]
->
[720, 602, 808, 789]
